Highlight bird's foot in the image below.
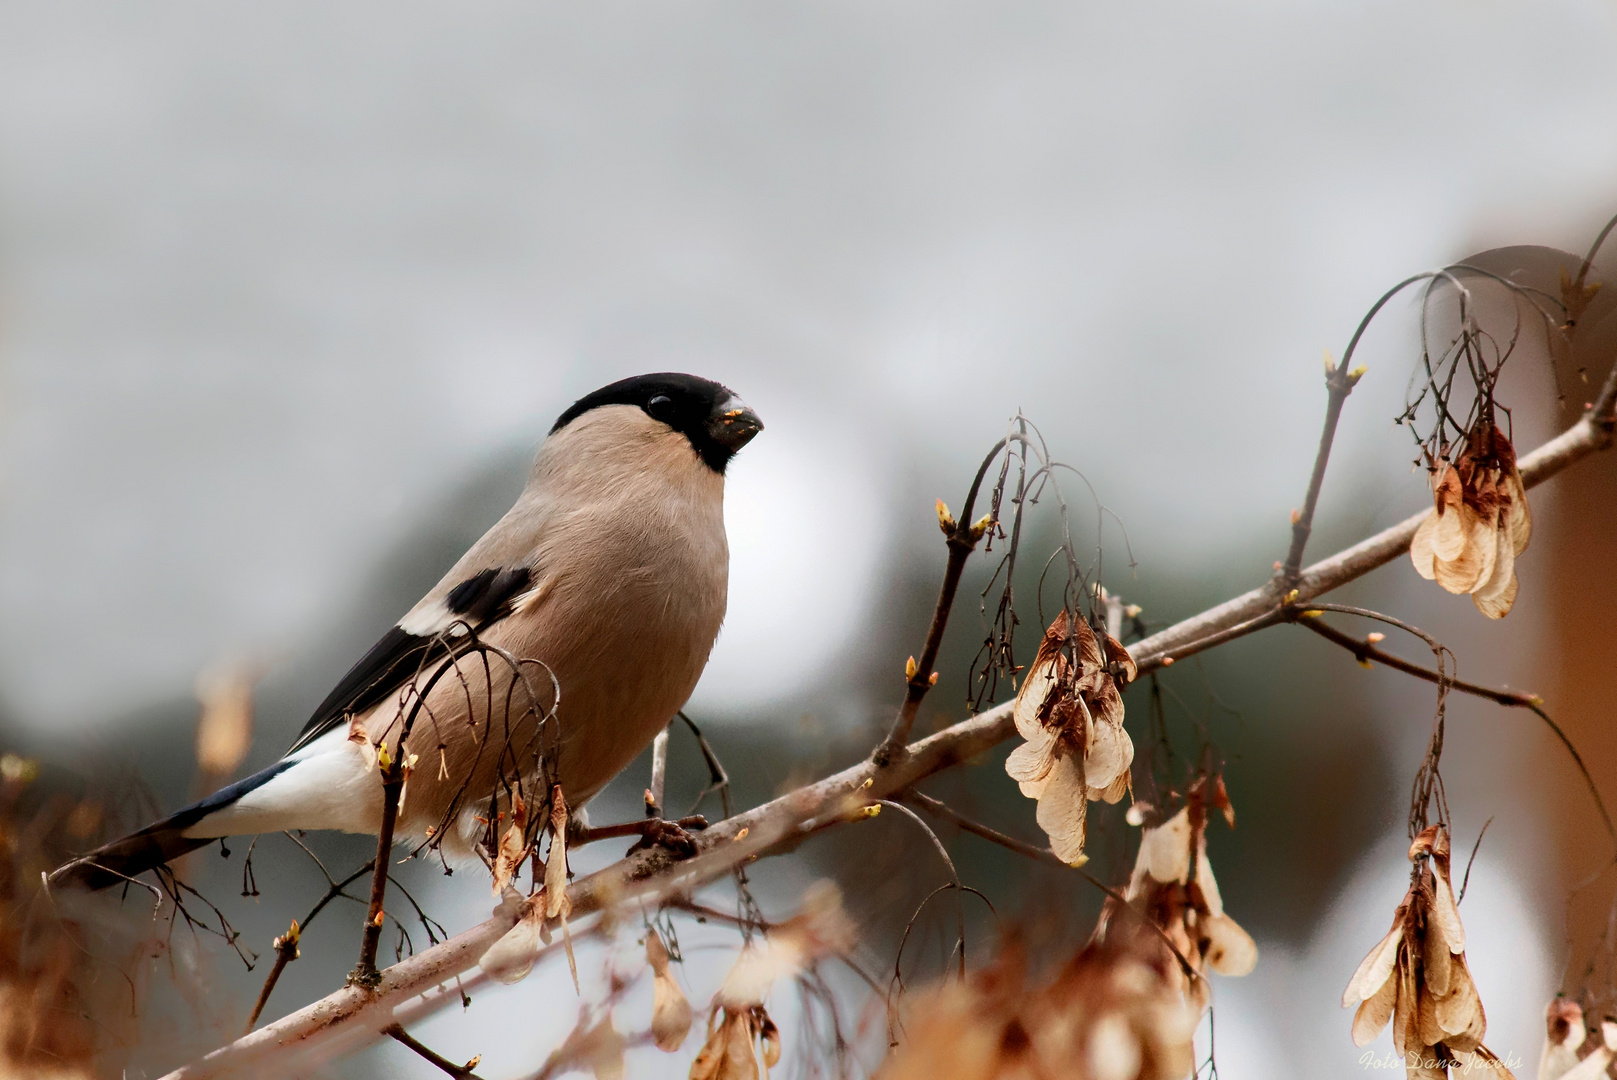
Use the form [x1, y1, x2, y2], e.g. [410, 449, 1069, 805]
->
[628, 815, 709, 857]
[571, 815, 709, 858]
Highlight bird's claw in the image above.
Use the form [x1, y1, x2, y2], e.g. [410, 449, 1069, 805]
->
[627, 815, 709, 858]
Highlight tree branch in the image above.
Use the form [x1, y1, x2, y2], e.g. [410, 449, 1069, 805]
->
[157, 379, 1617, 1080]
[385, 1023, 485, 1080]
[1293, 611, 1617, 854]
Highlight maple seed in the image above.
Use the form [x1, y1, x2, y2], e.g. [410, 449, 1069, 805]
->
[647, 928, 694, 1052]
[1005, 611, 1137, 864]
[1100, 798, 1256, 1014]
[490, 793, 529, 896]
[1409, 416, 1531, 618]
[1341, 825, 1506, 1069]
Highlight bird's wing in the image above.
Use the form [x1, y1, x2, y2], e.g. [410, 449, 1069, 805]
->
[287, 565, 536, 754]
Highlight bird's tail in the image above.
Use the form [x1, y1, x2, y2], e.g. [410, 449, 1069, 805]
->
[49, 759, 296, 891]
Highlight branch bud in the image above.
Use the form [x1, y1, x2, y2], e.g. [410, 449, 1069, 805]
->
[936, 499, 955, 534]
[905, 656, 918, 680]
[968, 513, 993, 542]
[1322, 348, 1335, 376]
[1348, 364, 1367, 385]
[928, 671, 939, 686]
[1289, 508, 1301, 525]
[465, 1057, 482, 1072]
[1366, 632, 1385, 644]
[274, 919, 301, 957]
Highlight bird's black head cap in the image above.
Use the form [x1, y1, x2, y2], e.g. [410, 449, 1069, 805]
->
[551, 373, 763, 474]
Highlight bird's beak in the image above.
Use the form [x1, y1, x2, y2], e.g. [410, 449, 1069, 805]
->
[707, 395, 763, 452]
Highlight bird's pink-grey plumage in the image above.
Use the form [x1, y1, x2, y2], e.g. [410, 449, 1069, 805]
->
[53, 373, 761, 889]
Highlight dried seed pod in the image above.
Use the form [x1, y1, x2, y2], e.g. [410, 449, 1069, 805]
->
[1410, 418, 1531, 619]
[1005, 611, 1137, 864]
[1103, 800, 1257, 1010]
[647, 929, 694, 1053]
[876, 933, 1197, 1080]
[1538, 998, 1586, 1080]
[490, 793, 528, 896]
[1342, 826, 1513, 1076]
[690, 1005, 777, 1080]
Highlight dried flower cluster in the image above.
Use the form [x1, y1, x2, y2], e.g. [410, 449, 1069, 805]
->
[1102, 792, 1256, 1013]
[877, 934, 1197, 1080]
[690, 882, 852, 1080]
[1410, 418, 1531, 619]
[1006, 610, 1138, 865]
[1341, 826, 1511, 1077]
[1537, 998, 1617, 1080]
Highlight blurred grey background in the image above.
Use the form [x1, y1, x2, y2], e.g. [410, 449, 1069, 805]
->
[3, 2, 1617, 1077]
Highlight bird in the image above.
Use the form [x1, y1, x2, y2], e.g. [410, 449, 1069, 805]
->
[52, 373, 762, 890]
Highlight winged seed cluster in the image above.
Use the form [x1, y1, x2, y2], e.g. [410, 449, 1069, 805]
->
[1005, 611, 1138, 866]
[1409, 418, 1532, 620]
[1341, 826, 1512, 1078]
[1536, 999, 1617, 1080]
[1100, 800, 1256, 1014]
[690, 882, 853, 1080]
[876, 934, 1198, 1080]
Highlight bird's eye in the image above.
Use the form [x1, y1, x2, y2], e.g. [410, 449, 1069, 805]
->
[645, 394, 676, 421]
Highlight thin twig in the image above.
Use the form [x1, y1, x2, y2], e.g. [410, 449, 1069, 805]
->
[353, 770, 404, 984]
[245, 862, 374, 1033]
[648, 724, 670, 818]
[679, 711, 732, 820]
[901, 790, 1203, 986]
[875, 441, 1006, 764]
[1457, 818, 1493, 905]
[385, 1023, 485, 1080]
[877, 799, 968, 980]
[1292, 608, 1617, 855]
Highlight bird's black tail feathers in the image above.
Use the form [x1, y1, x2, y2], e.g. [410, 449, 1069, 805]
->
[50, 758, 296, 891]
